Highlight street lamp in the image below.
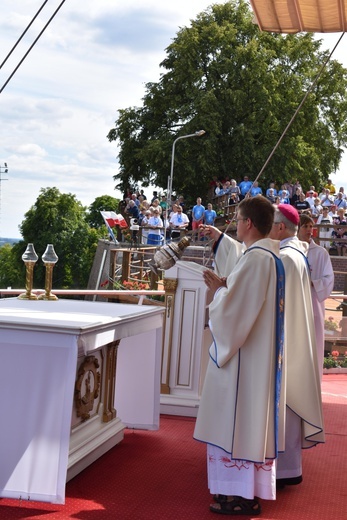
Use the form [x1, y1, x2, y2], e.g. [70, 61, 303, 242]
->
[167, 130, 205, 207]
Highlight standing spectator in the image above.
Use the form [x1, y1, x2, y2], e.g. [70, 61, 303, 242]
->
[159, 195, 168, 212]
[170, 205, 189, 240]
[191, 197, 205, 241]
[238, 175, 253, 199]
[203, 203, 217, 226]
[298, 215, 334, 380]
[337, 186, 346, 199]
[140, 210, 151, 244]
[324, 179, 336, 195]
[229, 179, 241, 199]
[250, 181, 262, 197]
[194, 197, 285, 515]
[147, 208, 163, 245]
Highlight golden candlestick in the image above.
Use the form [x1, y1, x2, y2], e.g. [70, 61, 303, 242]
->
[18, 243, 39, 300]
[38, 244, 59, 301]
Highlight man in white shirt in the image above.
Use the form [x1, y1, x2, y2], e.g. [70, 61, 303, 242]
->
[169, 205, 189, 240]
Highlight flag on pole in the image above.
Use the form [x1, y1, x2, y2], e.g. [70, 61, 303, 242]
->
[100, 211, 128, 243]
[100, 211, 128, 229]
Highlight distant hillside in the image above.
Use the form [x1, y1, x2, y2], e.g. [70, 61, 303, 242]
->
[0, 237, 21, 247]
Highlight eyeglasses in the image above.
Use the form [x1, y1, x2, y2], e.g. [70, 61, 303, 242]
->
[234, 217, 248, 223]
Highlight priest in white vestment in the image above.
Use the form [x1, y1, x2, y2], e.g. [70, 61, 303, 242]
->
[298, 214, 335, 380]
[269, 205, 325, 488]
[194, 197, 285, 516]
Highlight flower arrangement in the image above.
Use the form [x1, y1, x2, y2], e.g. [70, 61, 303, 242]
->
[122, 278, 148, 291]
[324, 316, 338, 331]
[323, 350, 347, 369]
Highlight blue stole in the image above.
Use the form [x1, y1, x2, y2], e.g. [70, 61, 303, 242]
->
[244, 246, 285, 456]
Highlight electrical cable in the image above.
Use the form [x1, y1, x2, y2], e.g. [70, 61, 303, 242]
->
[0, 0, 67, 94]
[0, 0, 49, 70]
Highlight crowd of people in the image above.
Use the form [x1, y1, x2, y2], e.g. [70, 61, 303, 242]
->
[211, 176, 347, 255]
[121, 190, 217, 244]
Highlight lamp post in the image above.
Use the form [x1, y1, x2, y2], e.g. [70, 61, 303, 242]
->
[167, 130, 205, 209]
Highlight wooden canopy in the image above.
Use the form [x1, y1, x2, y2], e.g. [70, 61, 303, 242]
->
[249, 0, 347, 33]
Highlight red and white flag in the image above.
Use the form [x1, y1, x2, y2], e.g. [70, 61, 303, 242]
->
[100, 211, 128, 229]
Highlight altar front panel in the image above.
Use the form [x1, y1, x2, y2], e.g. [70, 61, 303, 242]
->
[0, 299, 163, 504]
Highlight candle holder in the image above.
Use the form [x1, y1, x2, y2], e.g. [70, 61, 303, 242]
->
[38, 244, 59, 301]
[18, 244, 39, 300]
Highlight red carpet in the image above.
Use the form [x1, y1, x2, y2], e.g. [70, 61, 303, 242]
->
[0, 374, 346, 519]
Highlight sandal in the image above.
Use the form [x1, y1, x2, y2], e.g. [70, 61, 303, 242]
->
[209, 496, 261, 515]
[213, 494, 228, 503]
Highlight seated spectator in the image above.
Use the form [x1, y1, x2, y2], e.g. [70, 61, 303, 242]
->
[305, 185, 318, 198]
[239, 175, 253, 198]
[332, 208, 347, 256]
[177, 195, 186, 211]
[250, 181, 262, 197]
[279, 189, 290, 204]
[147, 208, 163, 245]
[328, 204, 338, 218]
[266, 188, 276, 204]
[337, 186, 346, 199]
[294, 192, 311, 213]
[317, 207, 333, 249]
[170, 205, 189, 240]
[291, 186, 302, 206]
[229, 192, 239, 205]
[311, 198, 322, 217]
[305, 190, 316, 209]
[126, 199, 140, 219]
[203, 203, 217, 225]
[266, 182, 278, 198]
[334, 192, 347, 210]
[320, 189, 334, 207]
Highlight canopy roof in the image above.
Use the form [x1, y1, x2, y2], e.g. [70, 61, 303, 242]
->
[249, 0, 347, 33]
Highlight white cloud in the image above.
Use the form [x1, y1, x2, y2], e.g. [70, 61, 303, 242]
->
[0, 0, 346, 239]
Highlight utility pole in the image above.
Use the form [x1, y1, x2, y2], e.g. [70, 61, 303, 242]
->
[0, 163, 9, 245]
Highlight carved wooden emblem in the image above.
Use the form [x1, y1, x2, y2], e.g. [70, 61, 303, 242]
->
[75, 355, 101, 421]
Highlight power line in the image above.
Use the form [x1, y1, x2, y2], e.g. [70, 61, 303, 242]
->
[0, 0, 67, 94]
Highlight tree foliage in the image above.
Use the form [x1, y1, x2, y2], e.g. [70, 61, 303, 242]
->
[11, 187, 99, 289]
[107, 0, 347, 203]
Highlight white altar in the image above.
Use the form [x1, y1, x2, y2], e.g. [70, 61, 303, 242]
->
[0, 299, 163, 504]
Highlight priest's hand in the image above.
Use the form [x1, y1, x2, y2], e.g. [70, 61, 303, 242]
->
[203, 269, 227, 295]
[199, 224, 221, 241]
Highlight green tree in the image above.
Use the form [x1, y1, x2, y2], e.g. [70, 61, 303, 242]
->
[13, 187, 98, 289]
[107, 0, 347, 203]
[0, 243, 21, 288]
[86, 195, 121, 228]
